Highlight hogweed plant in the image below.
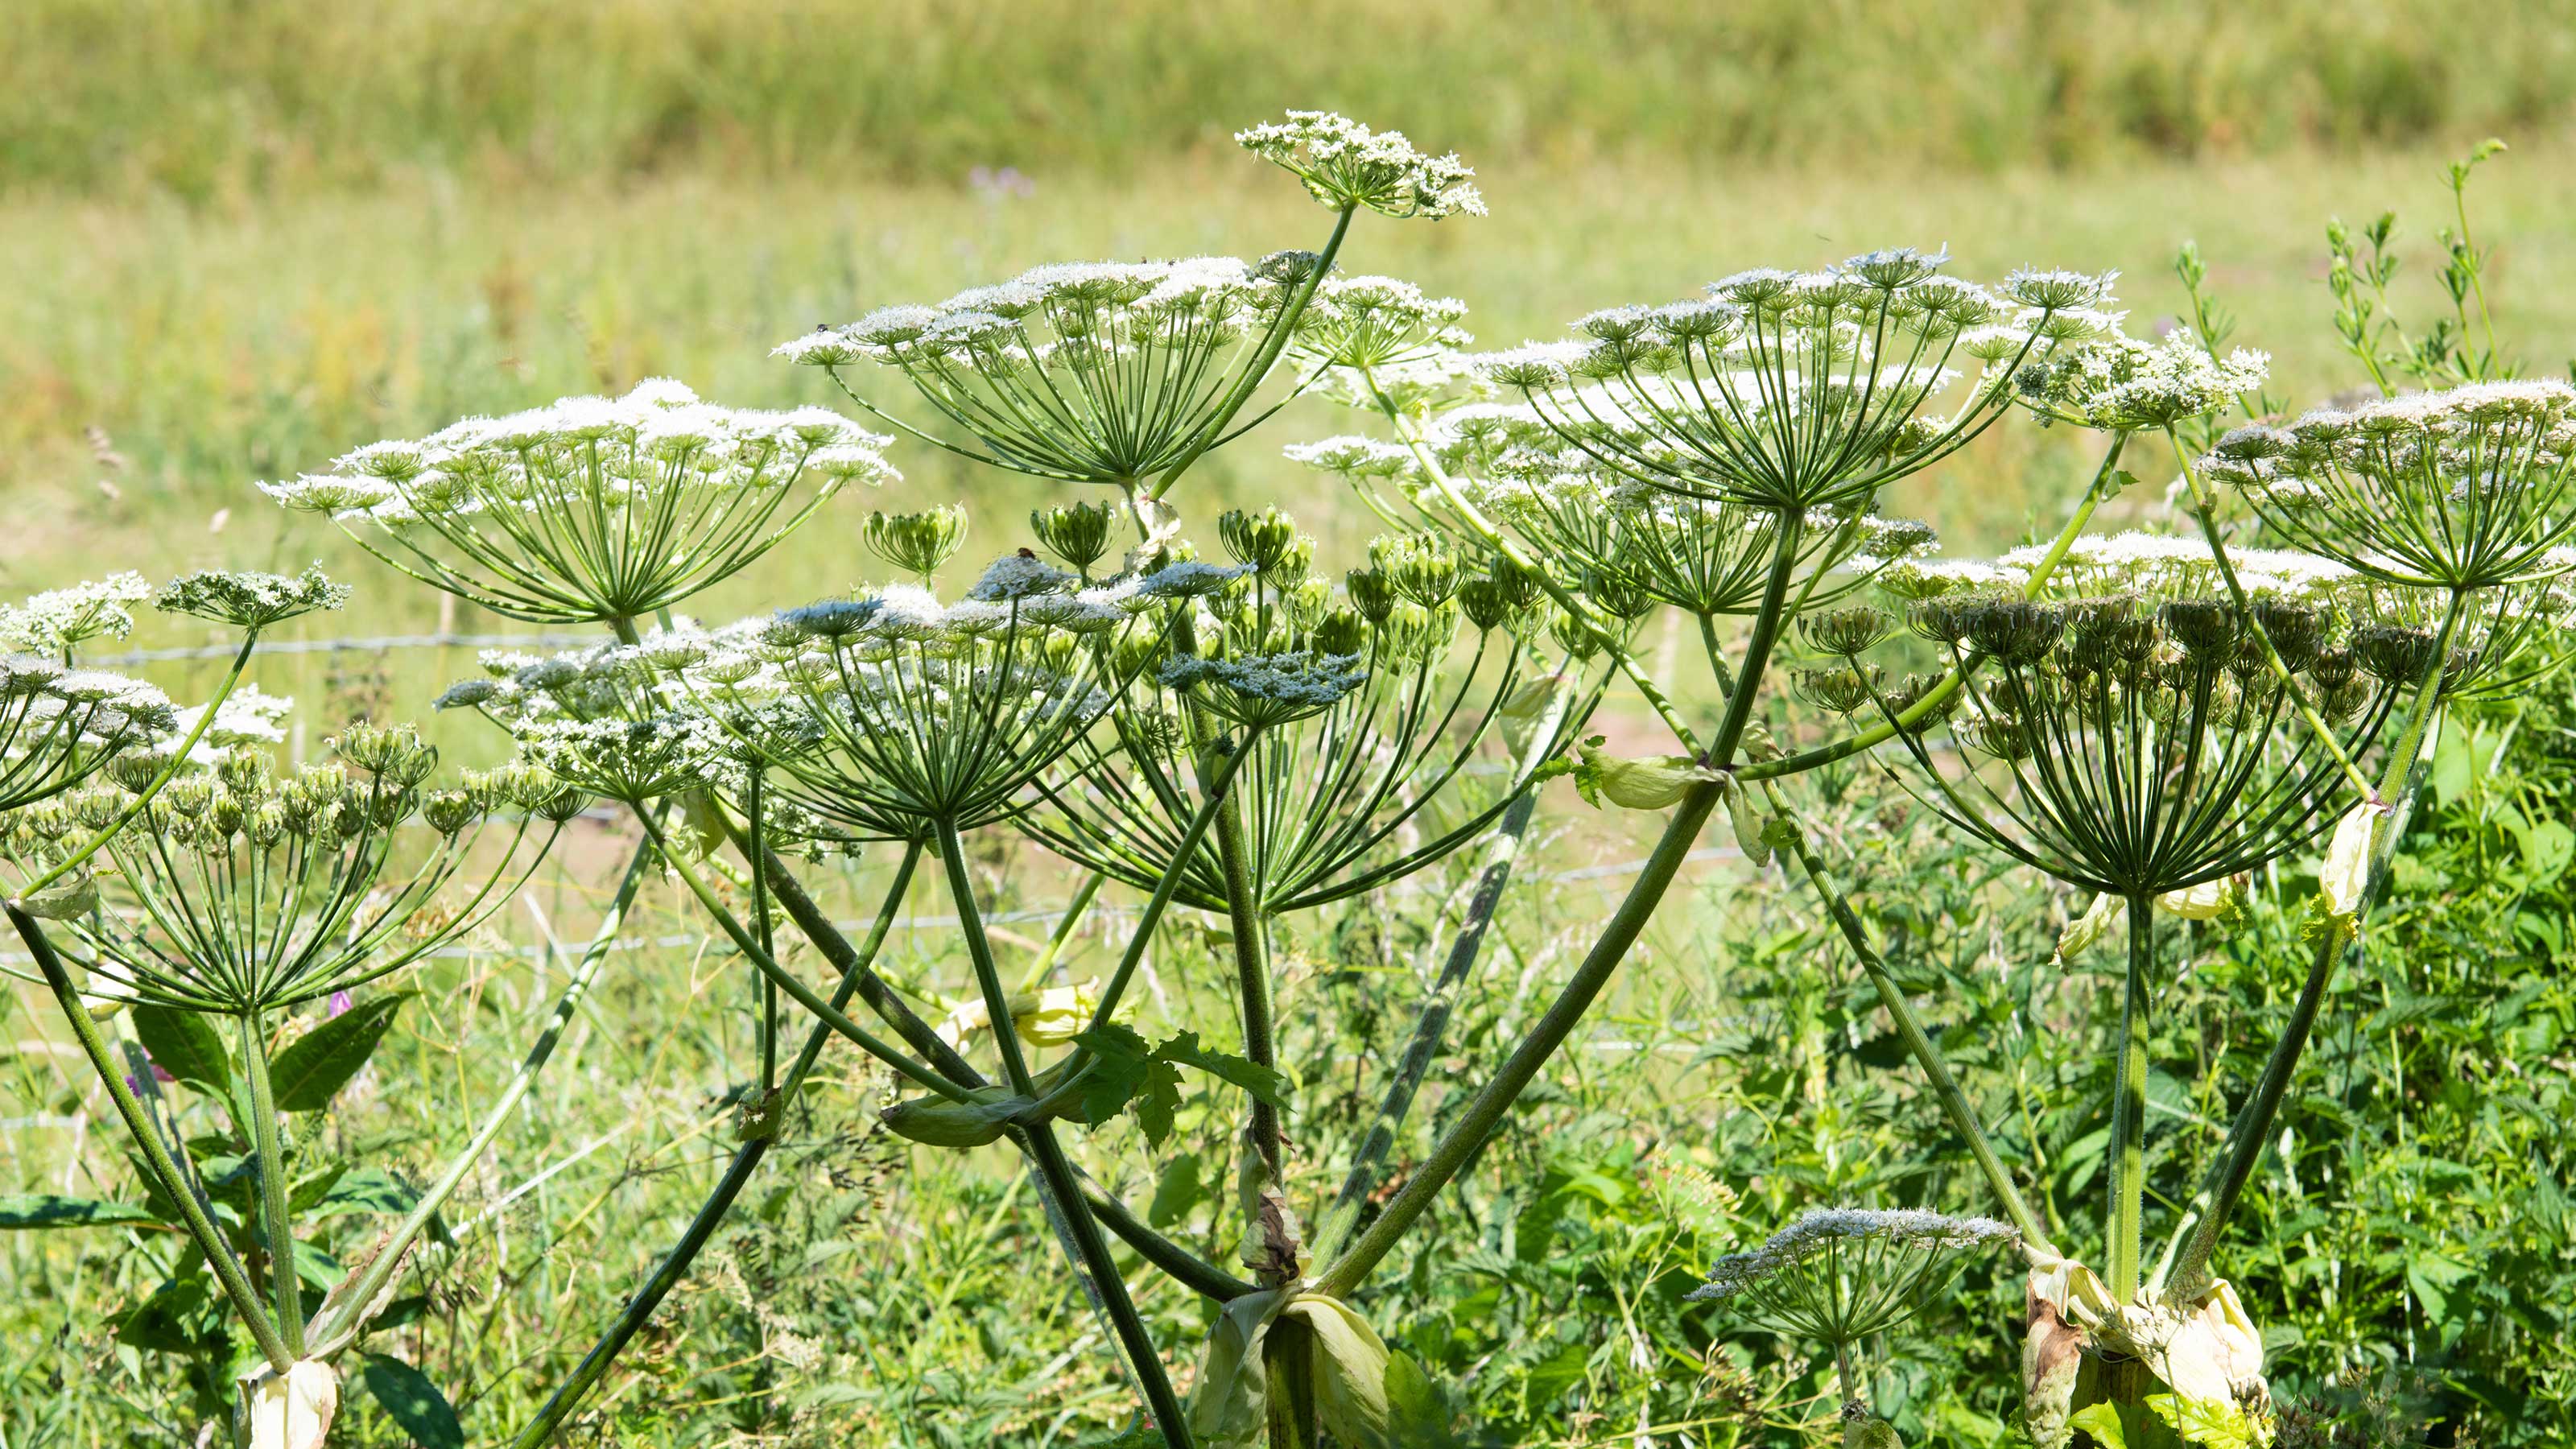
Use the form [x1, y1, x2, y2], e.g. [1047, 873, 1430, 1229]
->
[11, 119, 2566, 1449]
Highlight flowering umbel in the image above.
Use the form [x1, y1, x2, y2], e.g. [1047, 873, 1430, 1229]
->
[263, 381, 893, 623]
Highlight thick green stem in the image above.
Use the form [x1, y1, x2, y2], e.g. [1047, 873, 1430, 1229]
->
[1707, 513, 1803, 762]
[1080, 732, 1256, 1036]
[2157, 691, 2453, 1300]
[1317, 782, 1724, 1296]
[1311, 778, 1542, 1265]
[1209, 795, 1283, 1189]
[1766, 786, 2055, 1252]
[237, 1010, 308, 1356]
[932, 816, 1196, 1447]
[8, 902, 294, 1373]
[937, 817, 1036, 1094]
[643, 812, 968, 1101]
[1017, 1121, 1199, 1448]
[509, 842, 921, 1448]
[1317, 516, 1808, 1296]
[1079, 1173, 1256, 1301]
[2107, 895, 2155, 1300]
[726, 828, 980, 1088]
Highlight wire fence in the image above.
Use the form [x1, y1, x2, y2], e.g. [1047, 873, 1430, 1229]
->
[89, 631, 597, 666]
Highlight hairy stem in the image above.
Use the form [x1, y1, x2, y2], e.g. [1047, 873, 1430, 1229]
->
[2107, 894, 2155, 1300]
[1210, 794, 1283, 1190]
[1078, 1172, 1257, 1301]
[1318, 516, 1811, 1295]
[724, 828, 981, 1088]
[934, 816, 1196, 1446]
[643, 812, 968, 1100]
[1311, 721, 1553, 1265]
[1765, 786, 2055, 1252]
[2156, 630, 2459, 1301]
[237, 1009, 308, 1356]
[1317, 782, 1724, 1296]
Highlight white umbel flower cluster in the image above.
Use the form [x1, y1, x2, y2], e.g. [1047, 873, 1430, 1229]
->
[0, 574, 152, 655]
[2000, 531, 2352, 602]
[262, 381, 892, 622]
[2015, 332, 2269, 430]
[1690, 1208, 2019, 1341]
[155, 565, 349, 630]
[1294, 275, 1472, 371]
[1159, 650, 1369, 727]
[1235, 110, 1486, 221]
[2201, 379, 2576, 590]
[1466, 248, 2113, 512]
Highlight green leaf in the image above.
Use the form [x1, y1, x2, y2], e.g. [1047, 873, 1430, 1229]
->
[1072, 1023, 1154, 1125]
[1385, 1350, 1455, 1449]
[2068, 1403, 2130, 1449]
[1156, 1030, 1293, 1110]
[2405, 1248, 2473, 1323]
[131, 1005, 232, 1092]
[360, 1352, 465, 1449]
[1070, 1026, 1290, 1148]
[309, 1166, 423, 1220]
[1521, 1337, 1592, 1406]
[0, 1193, 165, 1230]
[1146, 1150, 1203, 1229]
[2146, 1393, 2259, 1449]
[1132, 1058, 1185, 1148]
[270, 993, 411, 1112]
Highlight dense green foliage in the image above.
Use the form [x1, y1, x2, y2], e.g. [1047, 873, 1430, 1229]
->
[6, 680, 2570, 1444]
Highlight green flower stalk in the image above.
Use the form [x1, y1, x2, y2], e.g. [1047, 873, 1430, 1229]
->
[1028, 518, 1587, 914]
[12, 731, 574, 1018]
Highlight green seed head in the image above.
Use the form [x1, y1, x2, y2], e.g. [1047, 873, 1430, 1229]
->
[1029, 500, 1116, 572]
[865, 505, 969, 579]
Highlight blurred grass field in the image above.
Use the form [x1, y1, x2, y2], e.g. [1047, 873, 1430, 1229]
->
[10, 0, 2576, 629]
[8, 0, 2576, 763]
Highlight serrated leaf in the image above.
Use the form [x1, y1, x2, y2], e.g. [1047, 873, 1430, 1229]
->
[271, 994, 411, 1111]
[0, 1193, 165, 1230]
[1156, 1030, 1293, 1110]
[1072, 1023, 1153, 1125]
[1133, 1058, 1184, 1148]
[131, 1005, 231, 1092]
[360, 1352, 465, 1449]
